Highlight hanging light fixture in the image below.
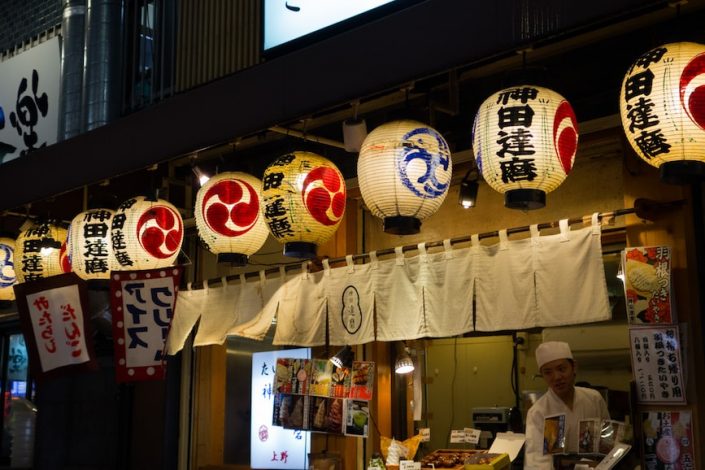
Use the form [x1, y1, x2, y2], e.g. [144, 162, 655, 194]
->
[357, 120, 453, 235]
[261, 151, 346, 259]
[15, 221, 67, 283]
[458, 168, 480, 209]
[0, 237, 17, 301]
[472, 85, 578, 210]
[68, 209, 117, 280]
[192, 165, 211, 186]
[195, 172, 269, 266]
[620, 42, 705, 184]
[330, 345, 354, 368]
[111, 196, 184, 270]
[395, 346, 415, 374]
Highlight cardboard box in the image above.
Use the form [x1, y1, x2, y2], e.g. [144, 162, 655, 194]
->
[463, 453, 510, 470]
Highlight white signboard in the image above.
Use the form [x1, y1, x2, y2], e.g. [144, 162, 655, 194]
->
[0, 36, 60, 164]
[629, 325, 686, 404]
[263, 0, 397, 51]
[251, 348, 311, 469]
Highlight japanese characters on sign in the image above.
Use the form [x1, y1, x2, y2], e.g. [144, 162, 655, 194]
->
[69, 209, 116, 280]
[0, 37, 60, 164]
[629, 326, 686, 404]
[13, 273, 97, 380]
[251, 348, 311, 469]
[14, 221, 67, 283]
[642, 411, 695, 469]
[110, 267, 182, 382]
[622, 246, 673, 324]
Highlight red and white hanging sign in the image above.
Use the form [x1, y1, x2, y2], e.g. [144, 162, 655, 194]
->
[13, 273, 97, 380]
[110, 267, 182, 382]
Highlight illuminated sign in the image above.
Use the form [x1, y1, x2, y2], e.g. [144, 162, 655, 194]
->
[251, 348, 311, 469]
[263, 0, 398, 51]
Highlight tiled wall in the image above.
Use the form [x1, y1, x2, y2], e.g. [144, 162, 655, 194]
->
[0, 0, 62, 55]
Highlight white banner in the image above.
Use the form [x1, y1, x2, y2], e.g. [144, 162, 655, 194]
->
[0, 36, 60, 164]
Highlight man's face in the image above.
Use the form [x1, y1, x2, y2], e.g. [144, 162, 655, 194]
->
[540, 358, 576, 398]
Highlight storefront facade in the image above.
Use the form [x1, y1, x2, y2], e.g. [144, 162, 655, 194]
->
[1, 0, 705, 468]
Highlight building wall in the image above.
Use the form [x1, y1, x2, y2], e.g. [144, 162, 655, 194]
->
[0, 0, 61, 56]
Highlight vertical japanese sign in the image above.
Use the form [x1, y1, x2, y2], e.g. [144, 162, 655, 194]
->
[0, 36, 60, 164]
[251, 348, 310, 469]
[110, 267, 182, 382]
[629, 325, 686, 404]
[642, 411, 695, 469]
[622, 246, 672, 324]
[13, 273, 97, 380]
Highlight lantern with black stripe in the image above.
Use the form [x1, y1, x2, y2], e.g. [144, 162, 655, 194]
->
[472, 85, 578, 209]
[620, 42, 705, 184]
[261, 151, 346, 258]
[195, 172, 269, 266]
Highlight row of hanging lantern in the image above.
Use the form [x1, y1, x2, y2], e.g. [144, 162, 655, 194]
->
[1, 41, 703, 299]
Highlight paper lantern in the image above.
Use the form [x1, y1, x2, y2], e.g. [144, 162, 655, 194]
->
[261, 151, 346, 258]
[358, 120, 452, 234]
[195, 172, 269, 265]
[111, 196, 183, 269]
[620, 42, 705, 184]
[472, 85, 578, 209]
[0, 237, 17, 300]
[14, 221, 67, 283]
[68, 209, 118, 279]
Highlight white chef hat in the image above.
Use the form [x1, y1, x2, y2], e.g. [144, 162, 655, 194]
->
[535, 341, 573, 369]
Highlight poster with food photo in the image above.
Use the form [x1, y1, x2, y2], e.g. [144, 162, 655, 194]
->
[622, 246, 673, 324]
[344, 399, 369, 437]
[326, 398, 345, 435]
[274, 357, 311, 395]
[308, 396, 330, 433]
[642, 411, 695, 469]
[273, 393, 309, 430]
[350, 361, 375, 400]
[330, 364, 351, 398]
[309, 359, 333, 397]
[544, 414, 566, 454]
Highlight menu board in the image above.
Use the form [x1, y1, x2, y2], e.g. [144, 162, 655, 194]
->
[629, 326, 686, 404]
[642, 411, 695, 469]
[622, 246, 673, 324]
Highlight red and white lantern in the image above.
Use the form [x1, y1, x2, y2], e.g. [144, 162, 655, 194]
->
[472, 85, 578, 209]
[0, 237, 17, 300]
[261, 151, 346, 258]
[195, 172, 269, 265]
[111, 197, 184, 270]
[68, 209, 117, 280]
[14, 221, 67, 283]
[620, 42, 705, 184]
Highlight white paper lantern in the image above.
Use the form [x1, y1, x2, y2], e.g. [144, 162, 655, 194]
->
[195, 172, 269, 265]
[14, 221, 67, 283]
[68, 209, 118, 279]
[472, 85, 578, 209]
[620, 42, 705, 184]
[357, 120, 452, 234]
[111, 196, 184, 270]
[261, 151, 346, 258]
[0, 237, 17, 300]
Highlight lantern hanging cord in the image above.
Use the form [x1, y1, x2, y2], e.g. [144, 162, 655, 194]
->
[191, 198, 684, 288]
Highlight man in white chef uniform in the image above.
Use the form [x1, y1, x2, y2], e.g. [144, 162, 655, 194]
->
[524, 341, 610, 469]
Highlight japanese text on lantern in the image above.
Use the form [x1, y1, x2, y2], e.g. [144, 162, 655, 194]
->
[111, 198, 138, 267]
[495, 87, 539, 184]
[81, 210, 112, 274]
[26, 285, 90, 372]
[622, 47, 671, 159]
[629, 326, 685, 404]
[21, 223, 50, 282]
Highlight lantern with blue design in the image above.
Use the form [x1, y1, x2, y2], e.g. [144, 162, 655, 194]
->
[0, 237, 17, 301]
[357, 120, 452, 234]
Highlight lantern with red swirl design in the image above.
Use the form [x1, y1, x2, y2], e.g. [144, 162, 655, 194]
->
[472, 85, 579, 210]
[68, 209, 117, 279]
[0, 237, 17, 301]
[195, 172, 269, 265]
[111, 196, 184, 269]
[14, 221, 67, 283]
[261, 151, 346, 258]
[620, 42, 705, 184]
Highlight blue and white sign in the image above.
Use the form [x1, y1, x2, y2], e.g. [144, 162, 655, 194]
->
[0, 36, 60, 164]
[251, 348, 311, 469]
[264, 0, 397, 51]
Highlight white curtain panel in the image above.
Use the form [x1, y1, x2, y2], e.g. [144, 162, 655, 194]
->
[273, 269, 327, 346]
[418, 241, 474, 337]
[474, 230, 538, 331]
[229, 267, 288, 341]
[193, 278, 239, 347]
[534, 215, 611, 326]
[325, 255, 376, 346]
[166, 285, 206, 354]
[374, 247, 425, 341]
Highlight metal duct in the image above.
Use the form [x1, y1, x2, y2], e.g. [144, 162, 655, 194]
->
[83, 0, 122, 131]
[59, 0, 86, 140]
